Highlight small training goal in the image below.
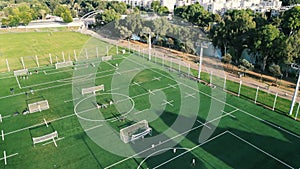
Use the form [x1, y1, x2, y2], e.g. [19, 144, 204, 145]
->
[55, 61, 73, 69]
[101, 56, 112, 61]
[82, 84, 104, 95]
[28, 100, 50, 113]
[14, 69, 28, 76]
[32, 131, 58, 147]
[120, 120, 152, 143]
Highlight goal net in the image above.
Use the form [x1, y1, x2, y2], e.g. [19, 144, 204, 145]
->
[28, 100, 50, 113]
[55, 61, 73, 69]
[14, 69, 28, 76]
[82, 85, 104, 95]
[120, 120, 152, 143]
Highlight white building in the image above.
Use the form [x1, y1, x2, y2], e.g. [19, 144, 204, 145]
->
[196, 0, 282, 14]
[117, 0, 282, 14]
[119, 0, 153, 8]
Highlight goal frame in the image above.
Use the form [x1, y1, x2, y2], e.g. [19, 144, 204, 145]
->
[120, 120, 152, 143]
[82, 85, 104, 95]
[28, 100, 50, 113]
[55, 61, 73, 69]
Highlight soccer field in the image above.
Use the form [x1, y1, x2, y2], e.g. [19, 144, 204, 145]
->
[0, 45, 300, 169]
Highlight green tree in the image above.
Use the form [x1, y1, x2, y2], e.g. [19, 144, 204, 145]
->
[281, 6, 300, 36]
[253, 24, 280, 71]
[210, 9, 256, 62]
[98, 9, 120, 24]
[281, 0, 300, 6]
[54, 5, 73, 23]
[157, 6, 169, 15]
[62, 9, 73, 23]
[108, 2, 127, 14]
[151, 1, 160, 12]
[174, 3, 213, 27]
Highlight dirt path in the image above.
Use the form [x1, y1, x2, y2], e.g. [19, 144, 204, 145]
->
[81, 29, 297, 102]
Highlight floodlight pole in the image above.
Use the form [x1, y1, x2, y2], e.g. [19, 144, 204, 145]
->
[96, 47, 99, 58]
[295, 102, 300, 120]
[5, 58, 10, 72]
[197, 45, 203, 79]
[272, 93, 278, 111]
[196, 42, 207, 79]
[238, 80, 242, 97]
[148, 34, 151, 61]
[49, 54, 53, 65]
[35, 55, 39, 67]
[289, 64, 300, 116]
[255, 86, 259, 104]
[21, 57, 25, 69]
[223, 75, 227, 91]
[62, 52, 65, 62]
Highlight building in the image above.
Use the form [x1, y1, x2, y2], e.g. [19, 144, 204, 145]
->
[117, 0, 283, 14]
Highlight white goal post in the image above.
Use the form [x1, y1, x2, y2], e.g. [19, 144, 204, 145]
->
[101, 56, 112, 61]
[55, 61, 73, 69]
[14, 69, 28, 76]
[32, 131, 58, 145]
[120, 120, 152, 143]
[28, 100, 50, 113]
[82, 84, 104, 95]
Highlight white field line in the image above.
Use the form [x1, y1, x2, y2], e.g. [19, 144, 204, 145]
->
[104, 61, 118, 69]
[152, 77, 161, 81]
[222, 110, 236, 119]
[0, 152, 18, 161]
[125, 56, 300, 140]
[0, 67, 138, 101]
[137, 147, 190, 169]
[134, 109, 149, 115]
[4, 82, 180, 136]
[0, 75, 15, 80]
[104, 110, 237, 169]
[152, 131, 228, 169]
[227, 131, 294, 169]
[15, 76, 22, 89]
[162, 100, 174, 107]
[148, 90, 155, 95]
[132, 82, 141, 87]
[42, 137, 65, 146]
[84, 124, 103, 132]
[168, 84, 177, 89]
[184, 92, 196, 98]
[64, 97, 82, 103]
[2, 115, 11, 119]
[21, 63, 117, 89]
[107, 87, 120, 92]
[56, 74, 93, 83]
[197, 120, 211, 129]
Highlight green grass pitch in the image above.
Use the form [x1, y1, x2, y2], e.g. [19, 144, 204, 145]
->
[0, 51, 300, 168]
[0, 37, 300, 169]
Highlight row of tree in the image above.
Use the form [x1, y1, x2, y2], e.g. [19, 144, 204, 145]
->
[209, 6, 300, 78]
[0, 1, 73, 26]
[174, 3, 299, 79]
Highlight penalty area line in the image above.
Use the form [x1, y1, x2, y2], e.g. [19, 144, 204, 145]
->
[152, 131, 228, 169]
[15, 76, 22, 89]
[227, 131, 294, 169]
